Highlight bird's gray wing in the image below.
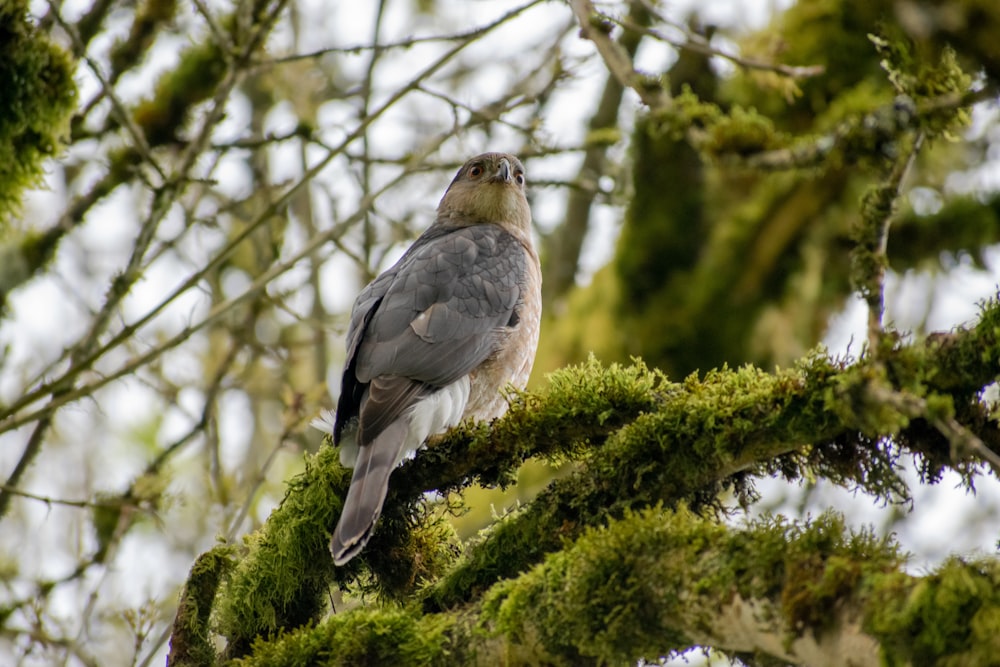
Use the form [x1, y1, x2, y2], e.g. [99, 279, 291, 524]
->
[333, 269, 396, 444]
[333, 223, 524, 447]
[355, 223, 525, 387]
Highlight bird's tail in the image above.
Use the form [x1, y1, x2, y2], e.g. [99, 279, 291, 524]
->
[330, 418, 408, 566]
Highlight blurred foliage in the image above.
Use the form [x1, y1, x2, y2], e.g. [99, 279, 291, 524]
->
[539, 0, 997, 380]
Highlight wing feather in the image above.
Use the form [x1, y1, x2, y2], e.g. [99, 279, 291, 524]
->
[356, 224, 523, 387]
[333, 223, 526, 445]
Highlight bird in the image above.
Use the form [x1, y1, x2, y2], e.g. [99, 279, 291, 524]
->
[329, 152, 542, 566]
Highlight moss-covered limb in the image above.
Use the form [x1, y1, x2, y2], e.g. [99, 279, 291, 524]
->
[166, 546, 236, 666]
[214, 445, 348, 657]
[891, 295, 1000, 396]
[480, 507, 1000, 666]
[720, 95, 918, 171]
[216, 301, 1000, 640]
[671, 85, 969, 174]
[426, 302, 1000, 610]
[650, 22, 975, 170]
[229, 606, 469, 667]
[211, 361, 665, 654]
[131, 38, 229, 147]
[422, 355, 862, 610]
[0, 2, 76, 225]
[361, 359, 667, 599]
[866, 557, 1000, 665]
[478, 509, 890, 666]
[395, 358, 666, 496]
[234, 509, 1000, 666]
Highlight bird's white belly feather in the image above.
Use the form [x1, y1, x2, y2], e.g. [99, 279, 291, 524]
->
[400, 376, 471, 466]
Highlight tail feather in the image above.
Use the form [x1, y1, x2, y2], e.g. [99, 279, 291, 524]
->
[330, 419, 408, 565]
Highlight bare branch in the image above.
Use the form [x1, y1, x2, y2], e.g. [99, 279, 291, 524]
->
[857, 129, 924, 353]
[612, 13, 825, 80]
[569, 0, 669, 108]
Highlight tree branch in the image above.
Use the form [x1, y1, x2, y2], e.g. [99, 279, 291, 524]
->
[568, 0, 668, 109]
[229, 509, 1000, 666]
[200, 295, 1000, 658]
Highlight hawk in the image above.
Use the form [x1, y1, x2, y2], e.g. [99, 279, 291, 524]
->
[330, 152, 542, 565]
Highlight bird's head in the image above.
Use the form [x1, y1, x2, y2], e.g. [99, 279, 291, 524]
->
[436, 153, 531, 234]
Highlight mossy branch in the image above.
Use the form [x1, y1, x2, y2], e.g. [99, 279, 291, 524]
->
[167, 546, 236, 666]
[230, 509, 1000, 666]
[192, 295, 1000, 661]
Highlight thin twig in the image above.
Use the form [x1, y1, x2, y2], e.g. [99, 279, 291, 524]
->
[611, 15, 825, 80]
[863, 131, 925, 352]
[0, 484, 151, 511]
[48, 4, 166, 182]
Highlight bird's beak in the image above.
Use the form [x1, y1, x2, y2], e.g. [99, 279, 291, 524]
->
[495, 158, 512, 183]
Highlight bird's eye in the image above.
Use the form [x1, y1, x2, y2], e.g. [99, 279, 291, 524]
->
[469, 165, 483, 178]
[515, 172, 525, 185]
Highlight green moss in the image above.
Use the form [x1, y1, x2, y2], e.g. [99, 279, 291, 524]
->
[650, 88, 788, 160]
[132, 38, 227, 146]
[870, 32, 973, 138]
[422, 358, 669, 609]
[0, 1, 76, 224]
[867, 558, 1000, 665]
[427, 350, 920, 610]
[481, 508, 706, 663]
[225, 506, 1000, 665]
[427, 356, 667, 486]
[481, 508, 901, 664]
[215, 446, 348, 655]
[169, 546, 237, 666]
[233, 606, 461, 667]
[215, 443, 461, 658]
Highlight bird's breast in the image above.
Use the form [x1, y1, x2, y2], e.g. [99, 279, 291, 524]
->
[463, 242, 542, 422]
